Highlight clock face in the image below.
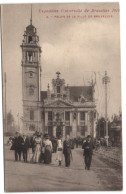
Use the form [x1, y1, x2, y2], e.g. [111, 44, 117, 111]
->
[29, 72, 33, 77]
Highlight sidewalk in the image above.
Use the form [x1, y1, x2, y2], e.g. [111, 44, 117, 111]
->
[94, 146, 122, 165]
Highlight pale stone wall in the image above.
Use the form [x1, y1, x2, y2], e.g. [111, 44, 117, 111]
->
[22, 67, 39, 101]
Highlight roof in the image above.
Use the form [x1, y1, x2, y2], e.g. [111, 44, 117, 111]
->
[66, 86, 93, 102]
[40, 86, 93, 102]
[26, 24, 35, 30]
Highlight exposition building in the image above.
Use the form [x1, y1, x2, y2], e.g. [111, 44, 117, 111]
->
[21, 16, 97, 139]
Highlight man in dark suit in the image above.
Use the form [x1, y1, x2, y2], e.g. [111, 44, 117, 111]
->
[52, 136, 57, 153]
[82, 135, 94, 170]
[63, 135, 72, 167]
[13, 132, 24, 161]
[22, 134, 30, 162]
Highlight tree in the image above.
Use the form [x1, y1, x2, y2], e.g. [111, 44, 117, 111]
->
[7, 111, 14, 126]
[96, 117, 111, 138]
[96, 117, 105, 138]
[6, 111, 15, 134]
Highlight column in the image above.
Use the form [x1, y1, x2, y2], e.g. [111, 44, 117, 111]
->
[53, 126, 56, 137]
[62, 125, 65, 140]
[77, 112, 80, 136]
[72, 118, 77, 138]
[37, 108, 39, 132]
[85, 112, 88, 125]
[93, 120, 97, 138]
[87, 111, 91, 136]
[53, 111, 56, 121]
[27, 52, 29, 61]
[45, 111, 48, 126]
[70, 112, 73, 126]
[77, 112, 80, 126]
[91, 111, 94, 137]
[41, 113, 45, 135]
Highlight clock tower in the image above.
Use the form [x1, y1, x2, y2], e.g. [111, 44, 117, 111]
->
[21, 9, 42, 133]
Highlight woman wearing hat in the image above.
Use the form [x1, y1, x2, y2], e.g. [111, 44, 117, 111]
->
[31, 132, 42, 163]
[43, 134, 52, 164]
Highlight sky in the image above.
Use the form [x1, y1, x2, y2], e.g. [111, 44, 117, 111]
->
[1, 3, 121, 124]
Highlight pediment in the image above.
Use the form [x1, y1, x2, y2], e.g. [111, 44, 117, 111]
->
[44, 99, 73, 108]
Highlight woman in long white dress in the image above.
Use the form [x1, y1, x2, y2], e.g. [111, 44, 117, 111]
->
[32, 133, 42, 163]
[57, 136, 63, 166]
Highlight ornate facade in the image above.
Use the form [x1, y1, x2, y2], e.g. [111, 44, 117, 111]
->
[21, 19, 97, 139]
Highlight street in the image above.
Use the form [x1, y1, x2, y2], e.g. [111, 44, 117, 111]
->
[4, 145, 122, 192]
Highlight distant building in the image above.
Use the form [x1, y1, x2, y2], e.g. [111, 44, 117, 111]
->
[21, 16, 97, 138]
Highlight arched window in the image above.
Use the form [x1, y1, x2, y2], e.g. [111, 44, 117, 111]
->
[80, 126, 86, 136]
[80, 112, 85, 120]
[57, 86, 60, 94]
[65, 126, 70, 135]
[65, 112, 70, 121]
[27, 51, 33, 62]
[48, 126, 53, 138]
[28, 36, 32, 43]
[48, 111, 53, 121]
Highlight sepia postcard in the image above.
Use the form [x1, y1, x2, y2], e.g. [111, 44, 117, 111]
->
[1, 2, 122, 192]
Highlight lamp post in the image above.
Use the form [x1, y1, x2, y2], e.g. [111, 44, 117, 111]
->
[4, 72, 7, 133]
[102, 71, 110, 146]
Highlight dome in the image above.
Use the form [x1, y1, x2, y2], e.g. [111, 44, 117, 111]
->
[26, 24, 35, 30]
[25, 24, 37, 35]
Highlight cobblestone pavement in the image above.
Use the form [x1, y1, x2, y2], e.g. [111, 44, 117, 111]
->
[4, 145, 122, 192]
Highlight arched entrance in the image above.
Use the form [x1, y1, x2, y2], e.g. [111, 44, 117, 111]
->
[56, 125, 63, 138]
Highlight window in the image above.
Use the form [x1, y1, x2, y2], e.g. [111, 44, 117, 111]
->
[28, 36, 32, 43]
[48, 126, 53, 138]
[65, 126, 70, 135]
[80, 126, 86, 136]
[41, 111, 45, 120]
[48, 111, 52, 121]
[29, 86, 34, 96]
[57, 86, 60, 94]
[65, 112, 70, 121]
[30, 110, 34, 120]
[27, 51, 33, 62]
[56, 112, 60, 121]
[80, 112, 85, 120]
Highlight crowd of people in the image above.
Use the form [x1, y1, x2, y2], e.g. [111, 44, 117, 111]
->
[10, 132, 73, 167]
[9, 132, 94, 170]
